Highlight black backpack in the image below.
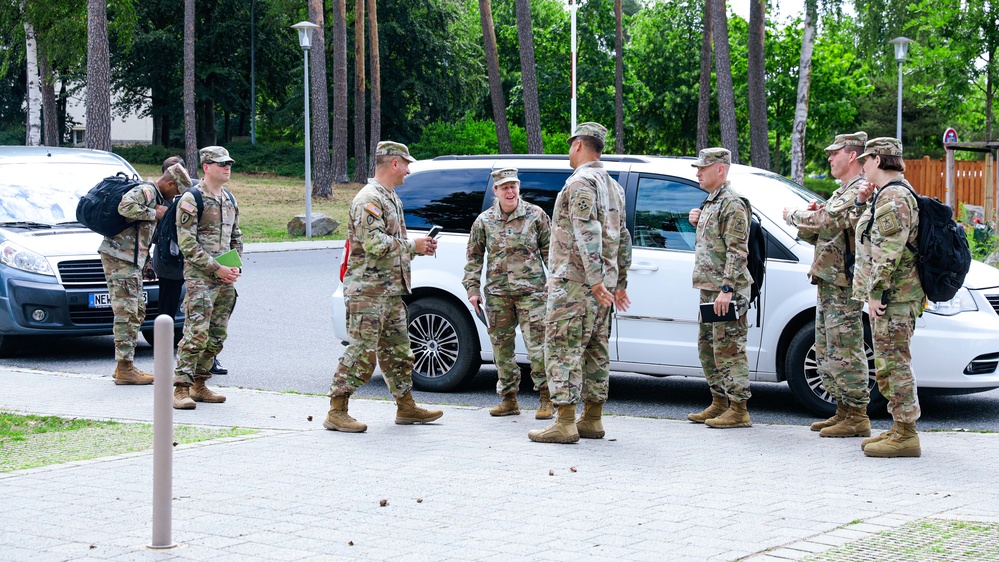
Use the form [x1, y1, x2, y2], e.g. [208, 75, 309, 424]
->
[746, 208, 767, 327]
[76, 172, 145, 237]
[151, 188, 236, 279]
[863, 180, 971, 303]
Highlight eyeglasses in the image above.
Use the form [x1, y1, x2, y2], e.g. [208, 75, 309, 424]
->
[213, 161, 233, 168]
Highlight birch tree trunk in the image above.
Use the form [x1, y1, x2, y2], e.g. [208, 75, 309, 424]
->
[23, 19, 42, 147]
[696, 0, 712, 152]
[309, 0, 333, 197]
[332, 0, 350, 183]
[790, 0, 817, 186]
[353, 0, 367, 181]
[479, 0, 511, 154]
[747, 0, 770, 170]
[515, 0, 542, 154]
[85, 0, 111, 152]
[710, 0, 739, 163]
[367, 0, 380, 177]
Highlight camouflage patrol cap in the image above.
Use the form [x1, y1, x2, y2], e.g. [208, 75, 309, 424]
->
[199, 146, 235, 164]
[375, 141, 416, 163]
[858, 137, 903, 161]
[825, 131, 868, 153]
[567, 122, 608, 145]
[491, 167, 520, 187]
[691, 147, 731, 168]
[166, 162, 193, 192]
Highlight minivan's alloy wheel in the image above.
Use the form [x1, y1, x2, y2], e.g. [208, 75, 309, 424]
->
[407, 297, 480, 391]
[785, 320, 886, 417]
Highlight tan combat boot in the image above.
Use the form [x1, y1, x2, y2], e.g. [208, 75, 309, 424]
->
[705, 400, 752, 428]
[323, 395, 367, 433]
[395, 392, 444, 425]
[173, 386, 196, 410]
[861, 421, 899, 451]
[190, 378, 226, 403]
[820, 405, 872, 438]
[490, 393, 520, 417]
[527, 404, 579, 444]
[113, 360, 154, 385]
[863, 421, 921, 458]
[687, 395, 729, 423]
[536, 386, 554, 420]
[576, 402, 605, 439]
[810, 403, 846, 432]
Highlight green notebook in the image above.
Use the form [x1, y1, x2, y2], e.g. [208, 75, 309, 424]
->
[215, 249, 243, 268]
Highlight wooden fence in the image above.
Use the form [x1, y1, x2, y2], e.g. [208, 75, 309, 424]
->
[904, 156, 996, 219]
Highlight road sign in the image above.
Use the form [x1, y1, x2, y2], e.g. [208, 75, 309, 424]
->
[943, 127, 959, 145]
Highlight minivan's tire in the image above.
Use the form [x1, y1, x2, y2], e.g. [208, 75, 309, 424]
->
[0, 334, 19, 357]
[784, 320, 886, 417]
[142, 327, 184, 347]
[407, 297, 481, 392]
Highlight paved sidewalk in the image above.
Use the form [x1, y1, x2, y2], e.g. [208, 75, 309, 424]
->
[1, 367, 997, 561]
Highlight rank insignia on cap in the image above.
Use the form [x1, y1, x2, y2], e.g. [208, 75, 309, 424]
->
[364, 202, 382, 218]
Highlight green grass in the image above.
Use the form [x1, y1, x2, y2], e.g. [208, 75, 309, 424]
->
[0, 411, 257, 472]
[133, 163, 362, 243]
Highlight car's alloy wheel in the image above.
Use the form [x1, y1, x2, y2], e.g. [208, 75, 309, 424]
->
[407, 297, 480, 391]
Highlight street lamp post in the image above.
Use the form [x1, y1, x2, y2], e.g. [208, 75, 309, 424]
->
[292, 21, 320, 238]
[889, 36, 913, 142]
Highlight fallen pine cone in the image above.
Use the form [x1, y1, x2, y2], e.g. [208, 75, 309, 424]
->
[379, 499, 388, 507]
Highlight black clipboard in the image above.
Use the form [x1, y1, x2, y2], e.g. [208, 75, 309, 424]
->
[700, 302, 739, 322]
[474, 303, 490, 328]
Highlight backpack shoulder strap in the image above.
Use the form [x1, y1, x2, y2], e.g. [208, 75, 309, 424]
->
[189, 187, 205, 220]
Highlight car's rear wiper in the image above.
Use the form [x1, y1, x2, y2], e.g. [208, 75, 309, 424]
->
[0, 221, 54, 229]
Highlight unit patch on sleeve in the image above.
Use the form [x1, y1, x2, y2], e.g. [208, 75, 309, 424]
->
[874, 204, 901, 236]
[571, 191, 594, 219]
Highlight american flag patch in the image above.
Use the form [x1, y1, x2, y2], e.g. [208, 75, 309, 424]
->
[180, 200, 197, 214]
[364, 202, 382, 218]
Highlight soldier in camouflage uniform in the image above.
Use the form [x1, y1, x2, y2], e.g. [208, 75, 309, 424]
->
[100, 162, 191, 385]
[852, 137, 924, 458]
[783, 132, 873, 438]
[172, 146, 242, 410]
[687, 148, 753, 429]
[528, 122, 632, 444]
[463, 168, 553, 419]
[324, 141, 443, 433]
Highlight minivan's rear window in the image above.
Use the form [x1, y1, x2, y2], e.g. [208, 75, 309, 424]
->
[396, 168, 490, 232]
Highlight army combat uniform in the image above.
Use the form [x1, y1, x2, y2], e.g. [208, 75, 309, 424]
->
[853, 148, 923, 456]
[693, 180, 753, 408]
[462, 190, 551, 401]
[174, 150, 242, 397]
[787, 169, 871, 422]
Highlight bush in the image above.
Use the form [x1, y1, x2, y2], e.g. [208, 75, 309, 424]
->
[0, 126, 26, 146]
[112, 144, 178, 167]
[411, 117, 568, 160]
[803, 177, 838, 199]
[113, 140, 306, 178]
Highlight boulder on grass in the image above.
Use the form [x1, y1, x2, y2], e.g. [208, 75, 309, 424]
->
[287, 213, 340, 237]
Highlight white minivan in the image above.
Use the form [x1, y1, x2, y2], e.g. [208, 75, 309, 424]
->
[332, 155, 999, 416]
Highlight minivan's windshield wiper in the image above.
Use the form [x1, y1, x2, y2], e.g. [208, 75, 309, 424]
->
[0, 221, 54, 228]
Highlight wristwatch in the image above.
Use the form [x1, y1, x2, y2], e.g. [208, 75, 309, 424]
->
[721, 284, 732, 294]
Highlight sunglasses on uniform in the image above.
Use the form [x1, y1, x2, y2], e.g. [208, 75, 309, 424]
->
[212, 161, 233, 168]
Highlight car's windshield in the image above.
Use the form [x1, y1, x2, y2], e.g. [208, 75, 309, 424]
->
[731, 169, 824, 239]
[0, 162, 131, 225]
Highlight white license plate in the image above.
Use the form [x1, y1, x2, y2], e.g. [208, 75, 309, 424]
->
[89, 291, 149, 308]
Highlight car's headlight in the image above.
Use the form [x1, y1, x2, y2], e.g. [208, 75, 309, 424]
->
[0, 239, 55, 276]
[924, 287, 978, 316]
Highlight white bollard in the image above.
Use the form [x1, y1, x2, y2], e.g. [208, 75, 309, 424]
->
[149, 314, 176, 549]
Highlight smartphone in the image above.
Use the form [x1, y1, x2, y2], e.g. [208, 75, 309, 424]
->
[427, 225, 443, 239]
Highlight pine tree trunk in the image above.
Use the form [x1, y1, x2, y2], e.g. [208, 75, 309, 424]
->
[85, 0, 111, 152]
[515, 0, 542, 154]
[710, 0, 738, 163]
[614, 0, 624, 154]
[791, 0, 817, 186]
[367, 0, 381, 177]
[696, 0, 712, 153]
[23, 19, 41, 147]
[309, 0, 333, 197]
[747, 0, 770, 170]
[353, 0, 367, 182]
[39, 52, 58, 146]
[332, 0, 350, 183]
[183, 0, 198, 177]
[479, 0, 511, 154]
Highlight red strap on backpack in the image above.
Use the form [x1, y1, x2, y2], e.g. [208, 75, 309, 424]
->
[339, 239, 349, 282]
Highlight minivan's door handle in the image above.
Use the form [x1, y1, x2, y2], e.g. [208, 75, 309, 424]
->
[630, 263, 659, 272]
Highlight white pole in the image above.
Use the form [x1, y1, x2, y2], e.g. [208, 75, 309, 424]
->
[304, 48, 313, 239]
[570, 0, 577, 133]
[896, 60, 903, 141]
[149, 314, 175, 549]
